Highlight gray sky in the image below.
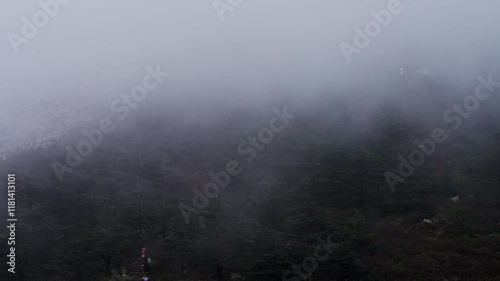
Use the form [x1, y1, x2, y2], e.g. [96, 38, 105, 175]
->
[1, 0, 500, 132]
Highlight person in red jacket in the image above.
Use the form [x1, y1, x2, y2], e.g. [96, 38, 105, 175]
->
[142, 247, 151, 273]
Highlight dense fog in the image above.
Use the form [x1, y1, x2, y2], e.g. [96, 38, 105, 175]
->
[1, 1, 499, 110]
[1, 1, 500, 280]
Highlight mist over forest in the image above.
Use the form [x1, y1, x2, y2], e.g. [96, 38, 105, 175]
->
[1, 1, 500, 280]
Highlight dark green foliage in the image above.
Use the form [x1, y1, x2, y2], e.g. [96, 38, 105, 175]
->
[2, 87, 500, 281]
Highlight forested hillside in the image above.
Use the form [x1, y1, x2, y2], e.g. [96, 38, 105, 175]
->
[2, 73, 500, 281]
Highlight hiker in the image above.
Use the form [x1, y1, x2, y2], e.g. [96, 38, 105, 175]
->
[142, 247, 151, 273]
